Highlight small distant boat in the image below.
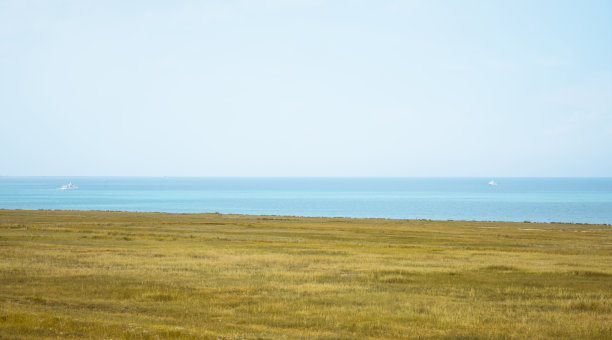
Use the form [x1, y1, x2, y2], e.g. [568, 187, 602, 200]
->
[488, 180, 498, 186]
[60, 182, 78, 190]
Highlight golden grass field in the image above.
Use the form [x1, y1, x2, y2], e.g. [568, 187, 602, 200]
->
[0, 209, 611, 339]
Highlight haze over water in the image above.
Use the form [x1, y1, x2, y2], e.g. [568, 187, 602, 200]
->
[2, 177, 611, 224]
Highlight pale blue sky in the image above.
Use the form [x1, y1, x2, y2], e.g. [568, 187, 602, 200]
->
[1, 0, 611, 176]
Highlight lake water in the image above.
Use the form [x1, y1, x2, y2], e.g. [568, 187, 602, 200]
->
[1, 177, 611, 224]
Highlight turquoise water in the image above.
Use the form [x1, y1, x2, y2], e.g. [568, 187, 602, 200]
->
[1, 177, 611, 224]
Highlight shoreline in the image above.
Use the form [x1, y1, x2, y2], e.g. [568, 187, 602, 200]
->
[1, 208, 610, 227]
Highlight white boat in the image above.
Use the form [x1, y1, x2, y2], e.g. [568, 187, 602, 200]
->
[60, 182, 78, 190]
[488, 180, 498, 186]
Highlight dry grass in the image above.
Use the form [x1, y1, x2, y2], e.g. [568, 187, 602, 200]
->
[0, 209, 611, 339]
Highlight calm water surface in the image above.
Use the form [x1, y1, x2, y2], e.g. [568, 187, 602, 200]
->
[1, 177, 611, 224]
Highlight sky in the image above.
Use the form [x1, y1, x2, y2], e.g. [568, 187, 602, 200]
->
[1, 0, 611, 177]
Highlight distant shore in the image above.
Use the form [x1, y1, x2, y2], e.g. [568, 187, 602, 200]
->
[1, 208, 610, 226]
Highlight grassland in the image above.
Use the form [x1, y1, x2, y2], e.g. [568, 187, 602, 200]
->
[0, 209, 611, 339]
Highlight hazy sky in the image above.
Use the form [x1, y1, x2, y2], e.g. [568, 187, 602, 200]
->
[1, 0, 611, 176]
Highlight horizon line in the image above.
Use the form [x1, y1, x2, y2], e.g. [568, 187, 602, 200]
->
[1, 175, 611, 179]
